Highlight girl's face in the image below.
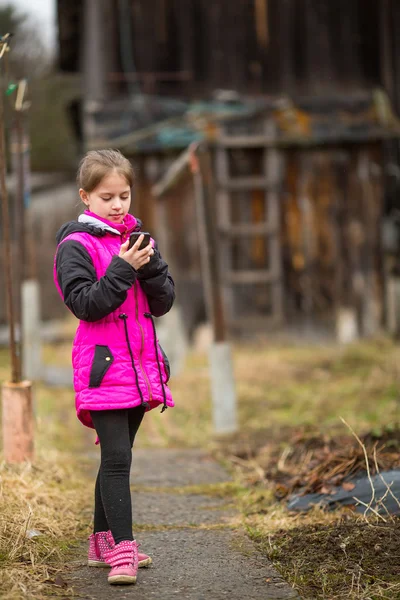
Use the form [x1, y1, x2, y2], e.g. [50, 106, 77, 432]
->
[79, 170, 132, 224]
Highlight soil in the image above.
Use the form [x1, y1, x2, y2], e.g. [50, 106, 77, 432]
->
[264, 520, 400, 599]
[223, 426, 400, 498]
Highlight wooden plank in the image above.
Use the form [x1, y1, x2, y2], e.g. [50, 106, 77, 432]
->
[298, 152, 315, 319]
[227, 313, 283, 333]
[218, 135, 276, 148]
[358, 148, 383, 336]
[278, 0, 295, 92]
[251, 189, 267, 268]
[174, 0, 194, 94]
[380, 0, 395, 103]
[191, 146, 227, 343]
[218, 176, 277, 191]
[215, 143, 234, 318]
[201, 149, 228, 342]
[219, 223, 278, 236]
[225, 270, 275, 285]
[152, 146, 191, 197]
[88, 116, 184, 151]
[215, 146, 231, 228]
[264, 120, 284, 322]
[255, 0, 269, 48]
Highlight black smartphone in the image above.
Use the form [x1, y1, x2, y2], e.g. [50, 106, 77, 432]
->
[128, 232, 151, 250]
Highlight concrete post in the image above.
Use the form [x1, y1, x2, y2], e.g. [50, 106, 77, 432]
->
[2, 380, 34, 463]
[22, 279, 42, 381]
[209, 342, 237, 434]
[336, 307, 359, 344]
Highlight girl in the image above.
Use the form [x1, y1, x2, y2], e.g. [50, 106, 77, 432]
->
[53, 149, 175, 586]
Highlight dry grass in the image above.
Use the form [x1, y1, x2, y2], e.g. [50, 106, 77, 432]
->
[0, 457, 91, 599]
[0, 350, 92, 600]
[139, 336, 400, 450]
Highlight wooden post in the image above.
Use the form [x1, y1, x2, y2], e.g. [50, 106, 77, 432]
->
[11, 81, 26, 368]
[190, 147, 226, 342]
[82, 0, 109, 141]
[14, 81, 41, 381]
[264, 120, 284, 323]
[0, 36, 34, 462]
[215, 138, 235, 322]
[152, 143, 237, 433]
[333, 150, 360, 344]
[189, 144, 237, 435]
[358, 150, 382, 336]
[380, 0, 395, 103]
[0, 38, 20, 383]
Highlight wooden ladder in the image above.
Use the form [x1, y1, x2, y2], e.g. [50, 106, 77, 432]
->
[215, 121, 284, 331]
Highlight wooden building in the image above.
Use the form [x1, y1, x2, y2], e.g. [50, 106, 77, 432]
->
[58, 0, 400, 102]
[27, 0, 400, 338]
[146, 93, 400, 340]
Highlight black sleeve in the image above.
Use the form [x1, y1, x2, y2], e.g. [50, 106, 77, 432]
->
[137, 248, 175, 317]
[56, 240, 137, 322]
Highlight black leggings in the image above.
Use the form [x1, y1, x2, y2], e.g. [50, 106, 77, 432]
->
[90, 406, 145, 544]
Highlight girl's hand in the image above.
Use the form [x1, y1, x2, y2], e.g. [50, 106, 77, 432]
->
[119, 234, 154, 271]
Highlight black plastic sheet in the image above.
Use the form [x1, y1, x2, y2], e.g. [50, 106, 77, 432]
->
[287, 470, 400, 515]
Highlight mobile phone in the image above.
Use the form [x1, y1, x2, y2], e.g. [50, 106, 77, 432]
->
[128, 232, 151, 250]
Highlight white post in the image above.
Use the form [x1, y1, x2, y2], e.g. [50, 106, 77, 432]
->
[336, 307, 359, 344]
[22, 279, 42, 380]
[209, 342, 237, 434]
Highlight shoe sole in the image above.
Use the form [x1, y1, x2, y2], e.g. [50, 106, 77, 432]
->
[88, 558, 152, 568]
[108, 575, 137, 585]
[138, 557, 152, 568]
[88, 560, 108, 567]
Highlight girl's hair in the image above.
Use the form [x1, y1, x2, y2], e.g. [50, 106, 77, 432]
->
[77, 149, 135, 192]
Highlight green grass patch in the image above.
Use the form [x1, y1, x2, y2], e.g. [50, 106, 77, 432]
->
[131, 481, 244, 498]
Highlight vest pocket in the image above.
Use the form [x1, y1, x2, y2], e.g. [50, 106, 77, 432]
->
[159, 345, 171, 382]
[89, 345, 114, 388]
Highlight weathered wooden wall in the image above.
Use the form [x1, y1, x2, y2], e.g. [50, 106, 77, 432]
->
[58, 0, 388, 97]
[282, 144, 384, 334]
[143, 142, 386, 338]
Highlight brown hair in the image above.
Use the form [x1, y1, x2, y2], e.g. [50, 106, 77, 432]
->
[77, 149, 135, 192]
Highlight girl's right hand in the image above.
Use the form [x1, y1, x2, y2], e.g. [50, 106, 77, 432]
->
[119, 234, 154, 271]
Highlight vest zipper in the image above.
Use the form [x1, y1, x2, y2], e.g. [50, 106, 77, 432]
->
[118, 313, 149, 409]
[134, 282, 153, 403]
[144, 312, 168, 413]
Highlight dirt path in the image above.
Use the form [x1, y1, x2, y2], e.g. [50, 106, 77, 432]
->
[69, 449, 299, 600]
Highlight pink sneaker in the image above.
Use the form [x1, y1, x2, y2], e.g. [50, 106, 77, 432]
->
[103, 539, 138, 585]
[87, 532, 110, 567]
[88, 530, 152, 568]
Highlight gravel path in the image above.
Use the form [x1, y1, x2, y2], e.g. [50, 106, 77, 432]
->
[69, 449, 299, 600]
